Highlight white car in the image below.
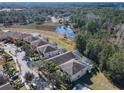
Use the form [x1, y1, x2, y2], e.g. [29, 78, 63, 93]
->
[73, 84, 91, 90]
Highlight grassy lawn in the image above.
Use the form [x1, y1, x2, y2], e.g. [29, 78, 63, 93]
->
[5, 61, 17, 70]
[3, 62, 25, 90]
[20, 86, 27, 90]
[2, 53, 12, 59]
[76, 71, 119, 90]
[3, 61, 19, 77]
[11, 78, 25, 90]
[11, 23, 57, 31]
[46, 35, 75, 51]
[90, 72, 119, 90]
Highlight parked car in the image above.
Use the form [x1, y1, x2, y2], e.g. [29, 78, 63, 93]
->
[11, 75, 19, 80]
[6, 57, 13, 62]
[11, 72, 20, 80]
[73, 84, 91, 90]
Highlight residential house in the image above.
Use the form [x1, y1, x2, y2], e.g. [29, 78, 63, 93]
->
[47, 51, 76, 65]
[0, 31, 23, 41]
[23, 36, 39, 43]
[60, 59, 88, 82]
[8, 32, 23, 41]
[47, 51, 94, 82]
[1, 31, 16, 40]
[31, 39, 48, 49]
[19, 33, 32, 40]
[37, 44, 59, 59]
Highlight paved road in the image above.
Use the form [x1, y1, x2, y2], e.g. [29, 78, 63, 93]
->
[4, 44, 38, 77]
[3, 43, 48, 90]
[4, 44, 30, 89]
[17, 52, 31, 77]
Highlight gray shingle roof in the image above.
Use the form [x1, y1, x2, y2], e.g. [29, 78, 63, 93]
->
[60, 60, 85, 76]
[37, 45, 56, 54]
[30, 36, 39, 42]
[44, 46, 56, 53]
[47, 52, 76, 65]
[31, 39, 48, 49]
[38, 40, 48, 46]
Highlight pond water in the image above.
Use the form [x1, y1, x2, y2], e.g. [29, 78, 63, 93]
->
[55, 25, 75, 38]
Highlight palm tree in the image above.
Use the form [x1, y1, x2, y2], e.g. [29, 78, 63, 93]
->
[24, 72, 34, 83]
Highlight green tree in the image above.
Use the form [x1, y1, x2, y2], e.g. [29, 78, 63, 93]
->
[107, 52, 124, 87]
[24, 72, 34, 83]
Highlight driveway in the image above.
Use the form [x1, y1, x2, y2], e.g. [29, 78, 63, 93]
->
[3, 43, 49, 90]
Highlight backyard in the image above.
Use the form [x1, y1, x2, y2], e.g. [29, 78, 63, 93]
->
[90, 72, 118, 90]
[75, 70, 119, 90]
[46, 35, 75, 51]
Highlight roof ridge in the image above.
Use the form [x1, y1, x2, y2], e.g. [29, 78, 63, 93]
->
[47, 51, 73, 61]
[43, 45, 56, 53]
[37, 44, 49, 49]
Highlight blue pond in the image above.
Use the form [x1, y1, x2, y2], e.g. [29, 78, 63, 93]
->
[55, 26, 75, 38]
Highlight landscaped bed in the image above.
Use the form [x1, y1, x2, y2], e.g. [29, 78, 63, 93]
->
[3, 61, 26, 90]
[10, 78, 25, 90]
[2, 53, 13, 62]
[3, 61, 18, 77]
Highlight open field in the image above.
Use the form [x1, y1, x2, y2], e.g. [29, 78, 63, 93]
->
[2, 27, 75, 51]
[11, 23, 58, 31]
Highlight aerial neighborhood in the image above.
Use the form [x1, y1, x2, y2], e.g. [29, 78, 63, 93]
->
[0, 29, 94, 90]
[0, 2, 124, 90]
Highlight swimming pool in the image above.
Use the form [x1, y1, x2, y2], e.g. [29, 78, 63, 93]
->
[55, 26, 75, 38]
